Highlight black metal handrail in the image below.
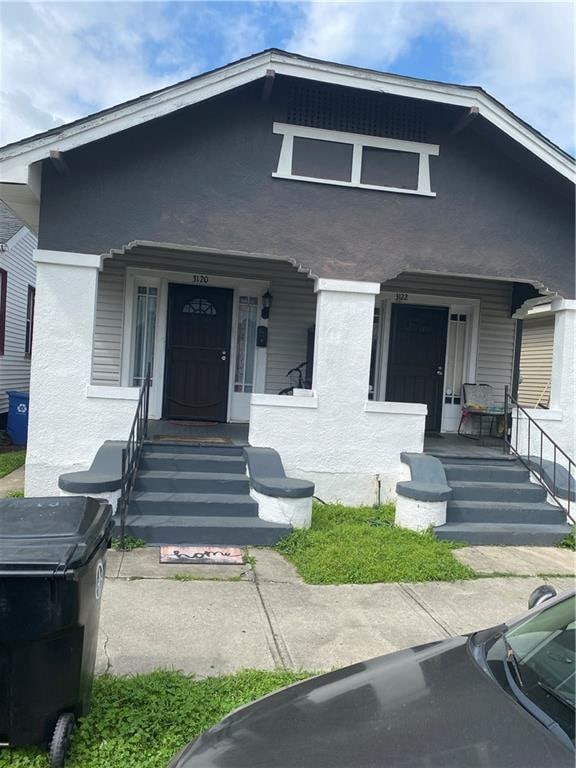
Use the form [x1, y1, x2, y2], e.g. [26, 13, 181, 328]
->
[118, 363, 152, 546]
[504, 386, 574, 524]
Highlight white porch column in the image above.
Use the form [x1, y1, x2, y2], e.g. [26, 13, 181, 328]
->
[25, 250, 137, 496]
[249, 278, 427, 505]
[547, 298, 576, 456]
[312, 279, 378, 403]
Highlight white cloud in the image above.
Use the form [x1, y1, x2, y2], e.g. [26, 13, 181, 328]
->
[438, 2, 575, 151]
[0, 2, 196, 145]
[287, 1, 430, 68]
[286, 1, 575, 152]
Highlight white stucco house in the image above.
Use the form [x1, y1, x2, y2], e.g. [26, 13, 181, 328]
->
[0, 200, 37, 432]
[0, 51, 573, 545]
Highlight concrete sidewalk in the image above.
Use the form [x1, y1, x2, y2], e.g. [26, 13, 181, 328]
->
[97, 547, 574, 677]
[0, 464, 25, 496]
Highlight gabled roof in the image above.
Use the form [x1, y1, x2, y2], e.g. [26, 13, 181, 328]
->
[0, 48, 574, 184]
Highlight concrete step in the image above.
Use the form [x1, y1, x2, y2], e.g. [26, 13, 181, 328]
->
[144, 442, 243, 456]
[446, 500, 566, 525]
[435, 455, 517, 465]
[135, 471, 249, 494]
[435, 522, 572, 546]
[443, 464, 530, 483]
[449, 481, 547, 503]
[140, 452, 247, 474]
[122, 514, 291, 546]
[128, 492, 258, 517]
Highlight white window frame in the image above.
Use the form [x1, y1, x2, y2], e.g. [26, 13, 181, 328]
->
[272, 122, 440, 197]
[375, 292, 480, 432]
[121, 268, 269, 422]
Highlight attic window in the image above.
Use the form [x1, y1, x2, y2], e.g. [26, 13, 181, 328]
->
[272, 123, 439, 197]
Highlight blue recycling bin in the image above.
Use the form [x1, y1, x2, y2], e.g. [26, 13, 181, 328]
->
[7, 390, 29, 445]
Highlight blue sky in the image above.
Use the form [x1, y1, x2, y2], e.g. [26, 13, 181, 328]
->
[1, 1, 574, 153]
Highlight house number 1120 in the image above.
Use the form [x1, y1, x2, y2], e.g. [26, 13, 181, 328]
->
[192, 275, 209, 284]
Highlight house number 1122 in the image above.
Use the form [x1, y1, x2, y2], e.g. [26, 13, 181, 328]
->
[394, 293, 408, 301]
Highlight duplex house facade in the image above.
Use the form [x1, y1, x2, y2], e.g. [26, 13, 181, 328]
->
[0, 51, 573, 545]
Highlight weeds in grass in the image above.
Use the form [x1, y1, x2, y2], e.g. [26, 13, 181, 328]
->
[5, 669, 313, 768]
[0, 450, 25, 479]
[5, 489, 24, 498]
[168, 573, 242, 582]
[276, 503, 475, 585]
[111, 537, 147, 552]
[558, 526, 575, 551]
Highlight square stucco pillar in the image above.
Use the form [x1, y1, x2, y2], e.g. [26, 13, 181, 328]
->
[249, 277, 427, 505]
[25, 250, 136, 497]
[312, 278, 380, 404]
[548, 297, 576, 457]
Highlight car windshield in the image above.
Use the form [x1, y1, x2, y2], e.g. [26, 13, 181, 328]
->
[504, 595, 575, 742]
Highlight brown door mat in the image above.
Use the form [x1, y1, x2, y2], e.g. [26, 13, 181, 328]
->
[160, 546, 244, 564]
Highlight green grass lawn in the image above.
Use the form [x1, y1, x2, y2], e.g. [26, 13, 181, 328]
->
[4, 669, 312, 768]
[276, 503, 475, 584]
[0, 450, 25, 479]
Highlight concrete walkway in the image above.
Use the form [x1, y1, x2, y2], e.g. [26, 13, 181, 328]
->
[0, 465, 25, 496]
[97, 547, 574, 677]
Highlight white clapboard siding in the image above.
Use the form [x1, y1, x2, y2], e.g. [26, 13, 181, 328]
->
[382, 273, 516, 399]
[517, 314, 554, 408]
[91, 251, 317, 394]
[0, 227, 37, 414]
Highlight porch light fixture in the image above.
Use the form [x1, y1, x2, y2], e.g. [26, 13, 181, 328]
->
[261, 290, 273, 319]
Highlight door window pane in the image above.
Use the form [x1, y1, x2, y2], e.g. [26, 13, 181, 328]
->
[234, 296, 258, 393]
[132, 286, 157, 386]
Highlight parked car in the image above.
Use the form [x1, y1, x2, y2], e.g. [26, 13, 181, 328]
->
[169, 586, 574, 768]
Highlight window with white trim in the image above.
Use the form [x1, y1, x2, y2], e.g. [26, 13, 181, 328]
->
[234, 296, 258, 393]
[444, 313, 467, 405]
[132, 285, 157, 386]
[273, 122, 439, 197]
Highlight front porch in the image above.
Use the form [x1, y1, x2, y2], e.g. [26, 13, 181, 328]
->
[25, 247, 575, 535]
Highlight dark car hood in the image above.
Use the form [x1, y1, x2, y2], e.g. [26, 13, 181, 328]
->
[173, 636, 572, 768]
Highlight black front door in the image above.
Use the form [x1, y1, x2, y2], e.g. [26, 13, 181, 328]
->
[386, 304, 449, 433]
[164, 284, 233, 421]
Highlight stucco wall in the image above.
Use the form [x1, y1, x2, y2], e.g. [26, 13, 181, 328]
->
[38, 79, 574, 297]
[25, 257, 137, 497]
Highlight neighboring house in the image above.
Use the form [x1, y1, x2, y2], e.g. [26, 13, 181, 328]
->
[0, 200, 37, 430]
[0, 50, 573, 545]
[517, 303, 555, 409]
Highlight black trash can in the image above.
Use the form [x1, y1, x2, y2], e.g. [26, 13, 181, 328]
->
[0, 496, 113, 767]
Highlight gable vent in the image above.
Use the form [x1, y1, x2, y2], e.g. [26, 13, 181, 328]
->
[285, 85, 428, 142]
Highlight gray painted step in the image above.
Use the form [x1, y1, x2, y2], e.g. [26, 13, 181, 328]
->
[434, 456, 517, 465]
[435, 522, 572, 546]
[129, 492, 258, 517]
[446, 500, 567, 525]
[122, 514, 291, 546]
[135, 471, 249, 494]
[144, 442, 243, 456]
[443, 464, 530, 483]
[140, 452, 247, 474]
[449, 481, 547, 503]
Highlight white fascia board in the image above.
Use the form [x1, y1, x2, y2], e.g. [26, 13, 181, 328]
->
[0, 50, 573, 183]
[0, 53, 271, 179]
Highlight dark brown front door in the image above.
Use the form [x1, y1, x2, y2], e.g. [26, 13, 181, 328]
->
[163, 284, 233, 421]
[385, 304, 449, 433]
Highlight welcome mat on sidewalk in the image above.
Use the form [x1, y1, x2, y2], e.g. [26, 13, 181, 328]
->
[160, 546, 244, 565]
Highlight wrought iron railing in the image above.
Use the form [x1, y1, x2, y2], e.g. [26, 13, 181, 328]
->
[118, 363, 151, 546]
[504, 386, 574, 524]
